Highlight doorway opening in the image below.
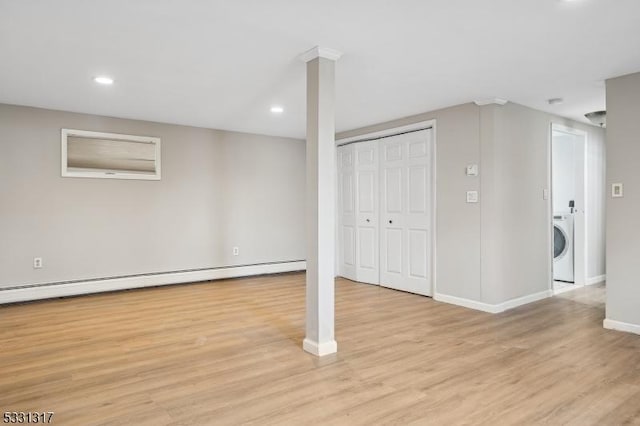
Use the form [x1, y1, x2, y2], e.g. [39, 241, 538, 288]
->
[550, 124, 587, 294]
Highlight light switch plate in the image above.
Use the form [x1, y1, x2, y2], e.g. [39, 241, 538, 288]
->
[612, 183, 624, 198]
[466, 191, 479, 203]
[543, 189, 549, 200]
[466, 164, 479, 176]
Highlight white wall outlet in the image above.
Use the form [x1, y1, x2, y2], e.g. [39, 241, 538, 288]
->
[33, 257, 43, 269]
[543, 189, 549, 200]
[466, 191, 479, 203]
[232, 247, 239, 256]
[612, 183, 624, 198]
[466, 164, 479, 176]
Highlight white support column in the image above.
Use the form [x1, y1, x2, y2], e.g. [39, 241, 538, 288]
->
[301, 46, 342, 356]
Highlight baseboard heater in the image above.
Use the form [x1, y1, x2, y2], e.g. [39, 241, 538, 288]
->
[0, 260, 306, 305]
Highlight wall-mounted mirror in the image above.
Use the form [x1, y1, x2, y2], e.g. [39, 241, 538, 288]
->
[61, 129, 161, 180]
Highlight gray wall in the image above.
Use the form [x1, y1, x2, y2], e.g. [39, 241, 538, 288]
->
[0, 104, 305, 289]
[338, 101, 606, 306]
[605, 72, 640, 327]
[490, 103, 607, 293]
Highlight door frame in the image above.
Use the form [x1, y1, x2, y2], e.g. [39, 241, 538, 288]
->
[549, 123, 588, 293]
[335, 119, 437, 296]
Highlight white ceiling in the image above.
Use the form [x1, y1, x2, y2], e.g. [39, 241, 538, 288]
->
[1, 0, 639, 139]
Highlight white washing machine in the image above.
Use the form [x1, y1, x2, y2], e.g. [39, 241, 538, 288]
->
[553, 214, 574, 282]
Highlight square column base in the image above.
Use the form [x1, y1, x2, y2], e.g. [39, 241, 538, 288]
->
[303, 338, 338, 356]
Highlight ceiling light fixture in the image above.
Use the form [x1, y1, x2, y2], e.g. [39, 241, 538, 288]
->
[585, 111, 606, 127]
[94, 76, 114, 85]
[270, 106, 284, 114]
[548, 98, 564, 105]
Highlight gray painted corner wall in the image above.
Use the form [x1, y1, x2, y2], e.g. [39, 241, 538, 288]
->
[338, 101, 606, 306]
[605, 72, 640, 327]
[478, 102, 605, 303]
[0, 104, 305, 288]
[484, 103, 554, 303]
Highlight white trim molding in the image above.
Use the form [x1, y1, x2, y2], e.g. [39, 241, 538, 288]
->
[500, 290, 552, 312]
[299, 46, 343, 63]
[604, 319, 640, 336]
[303, 338, 338, 356]
[586, 275, 606, 285]
[474, 98, 508, 106]
[553, 284, 578, 296]
[0, 261, 306, 305]
[434, 293, 499, 313]
[336, 119, 435, 146]
[434, 290, 552, 314]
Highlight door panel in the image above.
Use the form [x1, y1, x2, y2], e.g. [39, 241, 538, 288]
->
[385, 168, 403, 213]
[338, 145, 357, 280]
[354, 141, 379, 284]
[358, 171, 375, 213]
[385, 144, 402, 161]
[385, 228, 403, 274]
[380, 130, 432, 296]
[409, 166, 427, 213]
[342, 226, 356, 266]
[409, 140, 428, 158]
[337, 141, 379, 285]
[409, 229, 428, 278]
[358, 227, 377, 270]
[342, 173, 354, 213]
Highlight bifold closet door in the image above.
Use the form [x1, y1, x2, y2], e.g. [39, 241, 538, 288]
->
[337, 141, 379, 285]
[379, 130, 432, 296]
[338, 144, 357, 281]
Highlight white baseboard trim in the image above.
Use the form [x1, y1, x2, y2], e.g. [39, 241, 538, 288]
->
[553, 284, 578, 295]
[500, 290, 552, 312]
[0, 261, 306, 305]
[603, 318, 640, 336]
[587, 275, 606, 286]
[434, 290, 552, 314]
[303, 338, 338, 357]
[433, 293, 500, 313]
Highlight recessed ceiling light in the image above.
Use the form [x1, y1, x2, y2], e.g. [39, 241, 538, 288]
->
[94, 76, 114, 85]
[270, 106, 284, 114]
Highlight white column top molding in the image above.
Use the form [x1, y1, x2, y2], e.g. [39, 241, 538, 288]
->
[299, 46, 343, 63]
[474, 98, 509, 106]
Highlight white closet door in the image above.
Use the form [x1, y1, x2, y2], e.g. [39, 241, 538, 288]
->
[380, 130, 432, 296]
[338, 144, 357, 281]
[337, 141, 380, 285]
[353, 140, 379, 284]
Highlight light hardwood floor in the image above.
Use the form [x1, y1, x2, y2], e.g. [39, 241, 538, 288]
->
[1, 274, 639, 425]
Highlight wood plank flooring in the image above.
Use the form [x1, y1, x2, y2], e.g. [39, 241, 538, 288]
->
[1, 274, 639, 425]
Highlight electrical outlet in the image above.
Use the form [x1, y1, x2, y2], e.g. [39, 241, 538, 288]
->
[466, 191, 479, 203]
[232, 247, 239, 256]
[33, 257, 43, 269]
